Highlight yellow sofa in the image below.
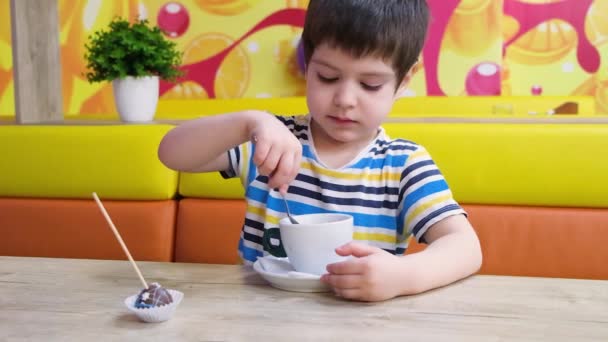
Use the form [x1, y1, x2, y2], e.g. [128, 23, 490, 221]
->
[0, 125, 179, 261]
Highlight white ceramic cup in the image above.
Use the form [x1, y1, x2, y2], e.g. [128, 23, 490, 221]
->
[278, 213, 354, 275]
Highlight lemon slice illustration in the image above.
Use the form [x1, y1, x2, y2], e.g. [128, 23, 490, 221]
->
[505, 0, 577, 65]
[167, 33, 250, 99]
[444, 0, 502, 56]
[585, 0, 608, 46]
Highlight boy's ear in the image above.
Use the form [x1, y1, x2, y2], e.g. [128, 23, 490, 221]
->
[395, 61, 420, 98]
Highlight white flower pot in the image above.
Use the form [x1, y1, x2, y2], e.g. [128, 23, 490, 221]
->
[112, 76, 159, 122]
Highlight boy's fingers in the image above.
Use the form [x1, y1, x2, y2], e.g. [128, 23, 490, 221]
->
[333, 288, 361, 300]
[276, 153, 295, 181]
[252, 140, 270, 169]
[335, 241, 378, 257]
[278, 184, 289, 195]
[258, 146, 281, 176]
[268, 154, 293, 189]
[321, 274, 360, 289]
[291, 152, 302, 180]
[326, 258, 363, 275]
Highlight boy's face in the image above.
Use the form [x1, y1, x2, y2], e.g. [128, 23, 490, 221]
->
[305, 43, 406, 145]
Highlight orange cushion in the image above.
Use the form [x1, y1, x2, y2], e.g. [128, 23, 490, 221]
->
[0, 198, 177, 261]
[173, 199, 608, 279]
[175, 198, 245, 264]
[464, 204, 608, 280]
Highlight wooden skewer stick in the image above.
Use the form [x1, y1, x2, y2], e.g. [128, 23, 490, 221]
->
[92, 192, 148, 289]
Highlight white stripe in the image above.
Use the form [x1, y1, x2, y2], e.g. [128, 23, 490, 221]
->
[243, 225, 264, 238]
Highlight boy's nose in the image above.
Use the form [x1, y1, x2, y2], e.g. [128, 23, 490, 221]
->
[332, 83, 357, 109]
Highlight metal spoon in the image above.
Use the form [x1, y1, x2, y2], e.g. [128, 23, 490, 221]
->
[282, 195, 299, 224]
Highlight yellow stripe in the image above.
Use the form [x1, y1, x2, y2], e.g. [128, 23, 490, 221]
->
[405, 193, 452, 229]
[353, 231, 396, 244]
[410, 147, 427, 159]
[301, 161, 401, 182]
[247, 205, 281, 225]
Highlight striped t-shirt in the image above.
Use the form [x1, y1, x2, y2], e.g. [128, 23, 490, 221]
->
[221, 114, 465, 264]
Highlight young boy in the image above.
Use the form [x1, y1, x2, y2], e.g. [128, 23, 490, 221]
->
[158, 0, 482, 302]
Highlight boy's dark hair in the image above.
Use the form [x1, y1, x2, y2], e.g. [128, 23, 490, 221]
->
[301, 0, 429, 88]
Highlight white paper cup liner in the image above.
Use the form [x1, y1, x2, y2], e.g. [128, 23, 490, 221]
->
[124, 289, 183, 323]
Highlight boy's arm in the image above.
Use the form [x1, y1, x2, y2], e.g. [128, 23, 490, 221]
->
[158, 111, 259, 173]
[397, 214, 482, 294]
[322, 215, 481, 302]
[158, 110, 302, 190]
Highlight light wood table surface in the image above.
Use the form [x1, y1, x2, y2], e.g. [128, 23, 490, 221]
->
[1, 256, 607, 341]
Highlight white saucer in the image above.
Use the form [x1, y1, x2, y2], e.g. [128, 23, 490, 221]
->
[253, 256, 330, 293]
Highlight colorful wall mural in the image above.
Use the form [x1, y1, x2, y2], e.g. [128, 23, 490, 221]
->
[0, 0, 606, 116]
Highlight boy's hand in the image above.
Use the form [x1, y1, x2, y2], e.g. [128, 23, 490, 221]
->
[248, 112, 302, 191]
[321, 242, 415, 302]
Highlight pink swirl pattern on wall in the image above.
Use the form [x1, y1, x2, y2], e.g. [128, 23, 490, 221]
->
[504, 0, 599, 73]
[160, 1, 601, 99]
[423, 0, 461, 96]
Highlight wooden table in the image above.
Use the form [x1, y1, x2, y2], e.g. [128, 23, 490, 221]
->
[1, 256, 607, 341]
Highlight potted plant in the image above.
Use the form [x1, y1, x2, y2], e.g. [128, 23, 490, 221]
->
[84, 17, 184, 122]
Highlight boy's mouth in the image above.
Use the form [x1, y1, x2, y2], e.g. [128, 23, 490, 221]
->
[328, 116, 356, 124]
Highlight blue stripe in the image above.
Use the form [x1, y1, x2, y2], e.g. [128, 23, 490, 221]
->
[396, 213, 404, 237]
[302, 144, 316, 160]
[349, 154, 408, 169]
[401, 179, 450, 217]
[248, 186, 272, 204]
[246, 144, 257, 188]
[399, 169, 442, 202]
[398, 160, 439, 201]
[239, 238, 263, 262]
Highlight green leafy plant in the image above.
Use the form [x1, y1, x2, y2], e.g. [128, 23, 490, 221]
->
[84, 17, 184, 83]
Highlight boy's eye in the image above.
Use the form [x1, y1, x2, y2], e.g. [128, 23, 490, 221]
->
[361, 83, 383, 91]
[317, 74, 338, 83]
